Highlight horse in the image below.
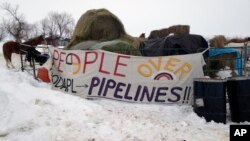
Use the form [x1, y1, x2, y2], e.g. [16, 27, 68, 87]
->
[2, 35, 46, 68]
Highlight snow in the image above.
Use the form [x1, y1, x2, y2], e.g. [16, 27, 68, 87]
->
[0, 42, 233, 141]
[216, 66, 234, 79]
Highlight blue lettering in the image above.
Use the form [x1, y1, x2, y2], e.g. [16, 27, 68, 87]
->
[155, 87, 168, 102]
[124, 84, 132, 100]
[134, 85, 142, 101]
[140, 86, 156, 102]
[88, 77, 100, 95]
[98, 77, 106, 96]
[168, 87, 182, 102]
[103, 79, 116, 96]
[114, 82, 126, 99]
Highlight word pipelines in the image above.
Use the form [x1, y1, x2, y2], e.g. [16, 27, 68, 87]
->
[51, 74, 192, 104]
[88, 77, 192, 104]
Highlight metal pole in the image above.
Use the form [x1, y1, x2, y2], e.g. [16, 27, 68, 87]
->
[20, 50, 24, 72]
[243, 43, 248, 76]
[31, 57, 37, 80]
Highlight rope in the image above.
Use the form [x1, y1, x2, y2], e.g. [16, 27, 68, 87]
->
[202, 47, 210, 54]
[20, 43, 33, 47]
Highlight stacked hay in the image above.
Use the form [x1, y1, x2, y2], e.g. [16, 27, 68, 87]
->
[227, 37, 250, 45]
[66, 8, 141, 55]
[147, 28, 170, 39]
[209, 35, 228, 48]
[168, 25, 190, 35]
[148, 25, 190, 39]
[209, 35, 250, 47]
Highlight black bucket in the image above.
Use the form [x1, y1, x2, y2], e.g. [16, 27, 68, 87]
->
[227, 77, 250, 123]
[193, 78, 227, 123]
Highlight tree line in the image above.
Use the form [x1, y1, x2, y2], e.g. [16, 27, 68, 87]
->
[0, 2, 75, 42]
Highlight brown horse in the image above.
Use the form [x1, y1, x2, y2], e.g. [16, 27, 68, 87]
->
[2, 35, 46, 68]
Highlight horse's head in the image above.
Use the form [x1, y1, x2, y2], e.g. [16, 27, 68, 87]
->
[139, 33, 146, 38]
[36, 35, 47, 45]
[23, 35, 47, 46]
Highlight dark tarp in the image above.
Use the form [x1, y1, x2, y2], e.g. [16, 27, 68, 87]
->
[139, 34, 209, 59]
[26, 48, 50, 66]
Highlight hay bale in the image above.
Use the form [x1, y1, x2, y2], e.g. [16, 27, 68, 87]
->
[228, 37, 250, 44]
[148, 28, 170, 39]
[209, 35, 228, 48]
[67, 8, 126, 48]
[168, 25, 190, 35]
[66, 8, 143, 51]
[148, 25, 190, 39]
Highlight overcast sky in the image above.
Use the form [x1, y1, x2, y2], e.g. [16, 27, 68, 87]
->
[1, 0, 250, 38]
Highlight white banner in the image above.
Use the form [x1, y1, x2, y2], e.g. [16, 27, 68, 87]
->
[49, 47, 205, 105]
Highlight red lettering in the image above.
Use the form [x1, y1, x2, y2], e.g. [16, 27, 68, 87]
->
[114, 55, 130, 77]
[83, 51, 98, 73]
[58, 51, 66, 73]
[99, 52, 110, 74]
[52, 49, 59, 66]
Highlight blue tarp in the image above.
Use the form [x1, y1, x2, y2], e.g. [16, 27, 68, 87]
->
[209, 48, 242, 75]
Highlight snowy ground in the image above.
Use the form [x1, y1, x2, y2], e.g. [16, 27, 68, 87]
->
[0, 42, 235, 141]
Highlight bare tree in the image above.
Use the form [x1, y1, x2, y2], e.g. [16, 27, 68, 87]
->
[46, 12, 58, 37]
[0, 2, 29, 42]
[54, 12, 75, 38]
[40, 11, 75, 38]
[39, 18, 49, 36]
[24, 23, 40, 39]
[0, 26, 5, 41]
